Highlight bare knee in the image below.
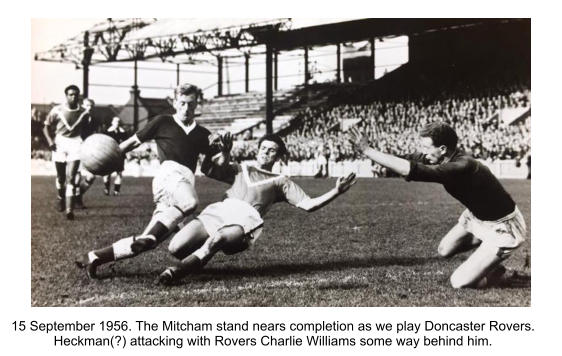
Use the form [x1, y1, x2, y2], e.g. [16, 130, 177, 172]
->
[206, 231, 227, 252]
[449, 268, 480, 289]
[168, 238, 183, 257]
[438, 242, 454, 258]
[219, 226, 248, 254]
[168, 234, 207, 258]
[180, 197, 198, 215]
[201, 226, 244, 255]
[168, 221, 208, 259]
[450, 272, 470, 289]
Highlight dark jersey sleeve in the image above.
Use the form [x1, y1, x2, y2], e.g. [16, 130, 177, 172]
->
[197, 126, 213, 155]
[406, 157, 476, 184]
[81, 114, 99, 139]
[135, 115, 167, 142]
[202, 159, 239, 184]
[116, 128, 130, 143]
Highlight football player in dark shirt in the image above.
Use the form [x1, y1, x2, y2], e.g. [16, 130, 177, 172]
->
[349, 122, 526, 288]
[76, 83, 227, 278]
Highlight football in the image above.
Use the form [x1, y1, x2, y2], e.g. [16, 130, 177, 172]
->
[80, 134, 124, 175]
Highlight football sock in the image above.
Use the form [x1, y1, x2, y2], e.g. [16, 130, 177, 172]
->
[90, 236, 143, 264]
[114, 184, 121, 193]
[55, 179, 65, 200]
[80, 175, 96, 195]
[144, 221, 169, 243]
[88, 246, 114, 264]
[54, 162, 66, 196]
[111, 236, 139, 261]
[74, 172, 82, 197]
[65, 185, 74, 212]
[176, 254, 203, 276]
[129, 222, 170, 254]
[158, 206, 186, 231]
[104, 179, 111, 193]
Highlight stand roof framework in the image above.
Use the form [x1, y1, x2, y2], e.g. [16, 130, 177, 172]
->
[34, 18, 293, 65]
[35, 18, 522, 65]
[35, 18, 527, 133]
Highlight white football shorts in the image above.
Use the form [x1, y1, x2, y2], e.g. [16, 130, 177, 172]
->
[152, 160, 196, 214]
[197, 198, 264, 244]
[52, 135, 82, 162]
[458, 206, 526, 256]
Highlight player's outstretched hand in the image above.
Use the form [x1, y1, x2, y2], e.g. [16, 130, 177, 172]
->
[348, 127, 370, 153]
[220, 132, 233, 153]
[208, 132, 222, 146]
[336, 172, 357, 194]
[209, 131, 233, 153]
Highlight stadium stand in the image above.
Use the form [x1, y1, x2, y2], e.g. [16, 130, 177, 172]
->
[196, 89, 300, 136]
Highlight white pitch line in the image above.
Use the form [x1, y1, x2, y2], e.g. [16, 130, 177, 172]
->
[70, 276, 359, 306]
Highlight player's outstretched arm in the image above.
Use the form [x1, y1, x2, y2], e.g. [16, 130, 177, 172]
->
[348, 127, 411, 176]
[297, 172, 357, 212]
[201, 132, 236, 184]
[211, 131, 233, 167]
[118, 135, 142, 155]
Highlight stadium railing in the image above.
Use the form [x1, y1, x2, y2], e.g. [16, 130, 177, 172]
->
[31, 158, 529, 179]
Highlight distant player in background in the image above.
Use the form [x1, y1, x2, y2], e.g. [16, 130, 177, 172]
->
[314, 145, 328, 178]
[348, 122, 527, 289]
[156, 134, 356, 285]
[74, 98, 100, 209]
[102, 116, 129, 196]
[42, 85, 90, 220]
[76, 83, 228, 278]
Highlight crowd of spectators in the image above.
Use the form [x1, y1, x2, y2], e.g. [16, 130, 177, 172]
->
[266, 87, 531, 166]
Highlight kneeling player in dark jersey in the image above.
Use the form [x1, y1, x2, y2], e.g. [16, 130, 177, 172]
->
[156, 134, 356, 285]
[348, 122, 527, 288]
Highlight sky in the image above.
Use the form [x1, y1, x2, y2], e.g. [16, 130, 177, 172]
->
[31, 19, 408, 105]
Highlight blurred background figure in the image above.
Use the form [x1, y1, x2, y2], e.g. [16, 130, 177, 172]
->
[314, 145, 328, 178]
[103, 116, 130, 195]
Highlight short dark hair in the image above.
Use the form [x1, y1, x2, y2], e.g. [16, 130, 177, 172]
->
[419, 122, 458, 151]
[174, 83, 200, 99]
[64, 85, 80, 94]
[258, 134, 287, 159]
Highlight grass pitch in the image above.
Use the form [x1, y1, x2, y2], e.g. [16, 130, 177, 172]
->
[31, 176, 531, 307]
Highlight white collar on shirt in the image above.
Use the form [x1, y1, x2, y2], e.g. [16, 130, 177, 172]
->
[241, 162, 283, 187]
[173, 116, 197, 135]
